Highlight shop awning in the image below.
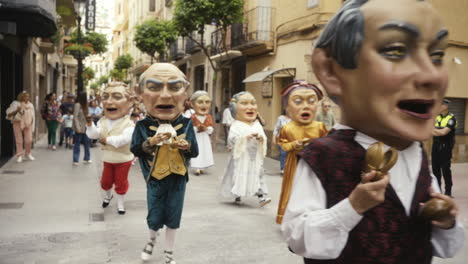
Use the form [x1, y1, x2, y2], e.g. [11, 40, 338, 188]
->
[0, 0, 57, 37]
[243, 67, 296, 83]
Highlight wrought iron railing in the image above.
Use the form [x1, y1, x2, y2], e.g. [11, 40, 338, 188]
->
[185, 32, 203, 54]
[169, 37, 186, 60]
[211, 6, 275, 55]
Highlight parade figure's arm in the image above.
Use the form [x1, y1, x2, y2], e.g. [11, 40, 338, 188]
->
[106, 126, 135, 148]
[281, 159, 363, 259]
[278, 127, 301, 152]
[86, 121, 101, 139]
[429, 174, 465, 258]
[131, 123, 155, 158]
[183, 120, 199, 158]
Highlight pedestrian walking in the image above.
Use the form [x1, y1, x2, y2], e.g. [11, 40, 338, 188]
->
[282, 1, 464, 263]
[189, 90, 214, 175]
[62, 109, 74, 149]
[276, 81, 327, 224]
[42, 92, 62, 150]
[432, 99, 457, 196]
[219, 91, 271, 207]
[272, 111, 291, 174]
[72, 92, 92, 165]
[59, 94, 75, 147]
[130, 63, 198, 263]
[6, 91, 36, 162]
[86, 82, 135, 215]
[221, 101, 234, 146]
[315, 99, 336, 131]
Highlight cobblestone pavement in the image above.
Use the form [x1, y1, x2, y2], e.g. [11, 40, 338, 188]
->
[0, 138, 466, 264]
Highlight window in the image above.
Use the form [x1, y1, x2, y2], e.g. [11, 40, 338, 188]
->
[149, 0, 156, 12]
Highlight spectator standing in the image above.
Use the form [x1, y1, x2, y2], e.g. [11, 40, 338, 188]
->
[272, 111, 291, 174]
[43, 92, 62, 150]
[72, 92, 92, 165]
[221, 101, 234, 146]
[315, 100, 336, 131]
[59, 94, 75, 147]
[62, 109, 74, 149]
[182, 99, 195, 118]
[89, 99, 103, 124]
[6, 91, 36, 162]
[432, 99, 457, 196]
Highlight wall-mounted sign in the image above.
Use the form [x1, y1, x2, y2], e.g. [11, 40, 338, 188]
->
[261, 81, 273, 98]
[85, 0, 96, 31]
[307, 0, 319, 8]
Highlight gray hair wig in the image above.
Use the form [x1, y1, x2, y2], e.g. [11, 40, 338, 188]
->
[190, 90, 210, 102]
[315, 0, 368, 69]
[229, 91, 253, 119]
[316, 0, 426, 69]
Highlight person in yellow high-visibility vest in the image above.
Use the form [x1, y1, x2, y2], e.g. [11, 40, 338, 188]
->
[432, 99, 457, 196]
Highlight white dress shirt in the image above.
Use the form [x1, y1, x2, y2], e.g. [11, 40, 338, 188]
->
[86, 117, 134, 148]
[281, 124, 465, 260]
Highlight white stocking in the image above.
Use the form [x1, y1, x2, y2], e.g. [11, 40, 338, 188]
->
[149, 229, 158, 241]
[165, 228, 177, 252]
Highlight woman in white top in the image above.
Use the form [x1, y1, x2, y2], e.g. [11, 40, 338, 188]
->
[6, 91, 35, 163]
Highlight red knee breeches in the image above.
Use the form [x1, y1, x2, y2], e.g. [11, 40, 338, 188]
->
[101, 160, 132, 195]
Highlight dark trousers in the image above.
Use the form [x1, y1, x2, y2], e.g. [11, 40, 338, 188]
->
[73, 133, 90, 162]
[224, 125, 230, 146]
[431, 142, 453, 195]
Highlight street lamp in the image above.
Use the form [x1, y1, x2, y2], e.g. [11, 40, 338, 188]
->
[73, 0, 85, 94]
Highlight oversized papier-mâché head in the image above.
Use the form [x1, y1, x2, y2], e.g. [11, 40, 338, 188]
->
[102, 82, 134, 120]
[311, 0, 448, 149]
[229, 91, 258, 124]
[190, 90, 212, 116]
[281, 81, 323, 125]
[138, 63, 189, 121]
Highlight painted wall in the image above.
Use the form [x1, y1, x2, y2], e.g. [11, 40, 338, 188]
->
[245, 39, 316, 132]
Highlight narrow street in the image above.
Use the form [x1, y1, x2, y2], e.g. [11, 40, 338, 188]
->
[0, 137, 466, 264]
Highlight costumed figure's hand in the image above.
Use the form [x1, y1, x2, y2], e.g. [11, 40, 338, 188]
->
[295, 138, 311, 149]
[99, 137, 107, 146]
[173, 139, 190, 150]
[419, 187, 457, 229]
[149, 133, 169, 146]
[248, 133, 259, 140]
[349, 171, 390, 215]
[197, 125, 206, 132]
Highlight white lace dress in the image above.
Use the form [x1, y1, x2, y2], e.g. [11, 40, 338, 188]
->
[219, 120, 268, 198]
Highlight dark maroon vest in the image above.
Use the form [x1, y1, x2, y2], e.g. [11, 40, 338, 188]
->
[299, 129, 433, 264]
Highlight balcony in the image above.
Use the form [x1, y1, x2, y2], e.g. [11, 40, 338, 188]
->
[39, 38, 55, 53]
[231, 6, 275, 56]
[185, 32, 203, 54]
[169, 37, 186, 61]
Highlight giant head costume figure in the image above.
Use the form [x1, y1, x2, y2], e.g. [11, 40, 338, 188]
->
[102, 82, 134, 120]
[138, 63, 189, 121]
[281, 81, 323, 125]
[229, 91, 258, 124]
[190, 90, 212, 116]
[311, 0, 448, 150]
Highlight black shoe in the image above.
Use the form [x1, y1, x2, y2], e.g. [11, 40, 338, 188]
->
[102, 194, 113, 208]
[118, 209, 126, 215]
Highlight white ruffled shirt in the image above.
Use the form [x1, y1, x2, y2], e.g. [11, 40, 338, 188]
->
[281, 124, 465, 259]
[86, 117, 134, 148]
